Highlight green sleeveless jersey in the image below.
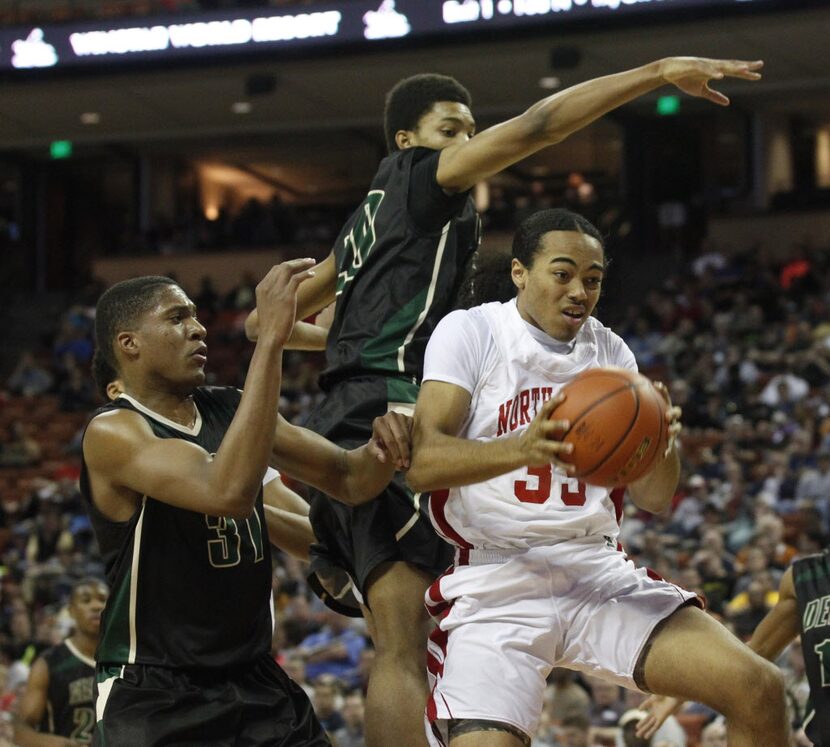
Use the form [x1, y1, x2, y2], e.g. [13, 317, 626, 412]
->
[80, 387, 273, 669]
[320, 146, 480, 390]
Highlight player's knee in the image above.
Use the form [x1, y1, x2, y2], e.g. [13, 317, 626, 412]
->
[728, 657, 785, 720]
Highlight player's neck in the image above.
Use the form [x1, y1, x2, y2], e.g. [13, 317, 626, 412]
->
[68, 632, 98, 659]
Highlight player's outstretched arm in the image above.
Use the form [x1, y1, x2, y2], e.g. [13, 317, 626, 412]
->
[13, 658, 79, 747]
[270, 412, 408, 505]
[407, 380, 573, 492]
[84, 260, 315, 521]
[436, 57, 762, 193]
[245, 252, 337, 341]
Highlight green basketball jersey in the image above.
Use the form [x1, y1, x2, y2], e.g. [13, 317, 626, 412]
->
[321, 146, 480, 390]
[80, 387, 273, 670]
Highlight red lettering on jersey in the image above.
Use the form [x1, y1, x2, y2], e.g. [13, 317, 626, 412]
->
[497, 399, 512, 437]
[561, 480, 587, 506]
[519, 390, 531, 426]
[514, 465, 552, 504]
[509, 397, 519, 431]
[530, 387, 541, 418]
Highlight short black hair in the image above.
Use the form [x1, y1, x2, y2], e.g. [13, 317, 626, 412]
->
[384, 73, 472, 154]
[93, 276, 179, 380]
[512, 208, 604, 268]
[69, 576, 108, 602]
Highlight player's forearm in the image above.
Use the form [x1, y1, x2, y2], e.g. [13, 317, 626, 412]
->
[211, 339, 284, 518]
[528, 60, 664, 144]
[408, 430, 526, 493]
[264, 505, 313, 561]
[748, 599, 800, 662]
[13, 719, 77, 747]
[627, 446, 680, 513]
[285, 321, 328, 351]
[339, 445, 398, 506]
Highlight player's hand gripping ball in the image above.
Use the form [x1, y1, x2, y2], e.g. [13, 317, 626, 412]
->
[550, 368, 670, 488]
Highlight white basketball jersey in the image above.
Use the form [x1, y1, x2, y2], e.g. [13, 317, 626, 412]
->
[427, 300, 637, 552]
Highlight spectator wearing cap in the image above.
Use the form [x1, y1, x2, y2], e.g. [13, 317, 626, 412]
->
[618, 709, 652, 747]
[699, 719, 727, 746]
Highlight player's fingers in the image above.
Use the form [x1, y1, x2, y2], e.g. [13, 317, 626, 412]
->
[366, 438, 387, 464]
[377, 414, 413, 468]
[541, 418, 570, 436]
[636, 715, 659, 739]
[371, 417, 403, 466]
[726, 59, 763, 77]
[539, 392, 564, 417]
[703, 83, 730, 106]
[382, 413, 412, 468]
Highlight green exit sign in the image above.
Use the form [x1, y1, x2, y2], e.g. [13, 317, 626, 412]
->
[656, 95, 680, 116]
[50, 140, 73, 159]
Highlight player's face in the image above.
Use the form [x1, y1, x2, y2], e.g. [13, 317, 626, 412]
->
[400, 101, 476, 151]
[69, 583, 109, 637]
[131, 286, 208, 388]
[513, 230, 604, 342]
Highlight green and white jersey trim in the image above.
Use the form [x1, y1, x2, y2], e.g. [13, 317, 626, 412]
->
[395, 220, 450, 373]
[64, 639, 95, 669]
[127, 498, 147, 664]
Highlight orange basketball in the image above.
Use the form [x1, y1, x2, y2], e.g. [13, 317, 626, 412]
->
[550, 367, 669, 488]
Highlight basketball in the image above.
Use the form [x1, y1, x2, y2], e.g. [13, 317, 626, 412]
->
[551, 368, 669, 488]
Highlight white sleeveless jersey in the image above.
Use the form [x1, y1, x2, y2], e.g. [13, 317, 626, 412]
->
[425, 300, 637, 552]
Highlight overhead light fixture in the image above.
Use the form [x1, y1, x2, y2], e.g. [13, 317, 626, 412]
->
[80, 112, 100, 125]
[231, 101, 252, 114]
[538, 76, 560, 90]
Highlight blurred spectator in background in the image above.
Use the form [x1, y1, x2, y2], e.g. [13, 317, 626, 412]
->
[0, 423, 40, 468]
[6, 353, 53, 398]
[295, 608, 367, 690]
[312, 674, 345, 735]
[332, 690, 366, 747]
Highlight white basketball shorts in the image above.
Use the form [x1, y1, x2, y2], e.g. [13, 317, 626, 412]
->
[424, 535, 698, 744]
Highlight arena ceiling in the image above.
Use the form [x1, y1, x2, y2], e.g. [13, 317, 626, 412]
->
[0, 3, 828, 191]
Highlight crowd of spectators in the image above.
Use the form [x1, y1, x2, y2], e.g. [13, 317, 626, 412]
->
[1, 230, 830, 745]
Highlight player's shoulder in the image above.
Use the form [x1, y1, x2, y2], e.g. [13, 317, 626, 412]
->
[83, 406, 154, 466]
[435, 303, 497, 338]
[584, 317, 632, 351]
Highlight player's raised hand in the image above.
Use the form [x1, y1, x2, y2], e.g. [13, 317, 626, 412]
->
[660, 57, 763, 106]
[369, 411, 413, 470]
[636, 694, 684, 739]
[517, 394, 574, 472]
[653, 381, 682, 459]
[255, 258, 316, 347]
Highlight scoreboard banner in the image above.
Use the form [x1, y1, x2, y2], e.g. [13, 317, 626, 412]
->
[0, 0, 809, 73]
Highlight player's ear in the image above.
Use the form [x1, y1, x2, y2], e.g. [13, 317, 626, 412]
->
[116, 331, 139, 360]
[395, 129, 414, 149]
[511, 258, 527, 291]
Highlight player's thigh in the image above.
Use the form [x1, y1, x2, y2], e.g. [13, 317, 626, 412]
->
[364, 560, 433, 653]
[642, 605, 779, 707]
